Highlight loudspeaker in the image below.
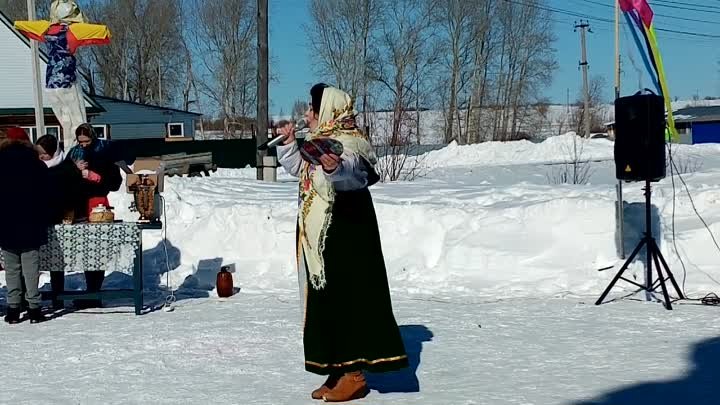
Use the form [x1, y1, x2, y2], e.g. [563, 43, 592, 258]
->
[614, 93, 666, 182]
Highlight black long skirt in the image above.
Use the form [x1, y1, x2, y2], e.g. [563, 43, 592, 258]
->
[301, 187, 409, 375]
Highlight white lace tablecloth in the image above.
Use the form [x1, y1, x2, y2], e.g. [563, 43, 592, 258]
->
[0, 223, 141, 274]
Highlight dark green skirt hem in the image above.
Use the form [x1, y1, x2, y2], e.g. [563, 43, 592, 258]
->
[305, 355, 410, 375]
[301, 188, 408, 378]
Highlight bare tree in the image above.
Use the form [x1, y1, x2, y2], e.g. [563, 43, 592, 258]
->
[371, 0, 437, 143]
[368, 109, 429, 182]
[190, 0, 256, 138]
[547, 135, 594, 185]
[81, 0, 186, 107]
[488, 0, 556, 141]
[457, 0, 557, 143]
[291, 100, 306, 121]
[305, 0, 380, 120]
[364, 0, 437, 181]
[432, 0, 478, 144]
[0, 1, 50, 21]
[572, 75, 608, 134]
[177, 0, 198, 113]
[466, 0, 496, 144]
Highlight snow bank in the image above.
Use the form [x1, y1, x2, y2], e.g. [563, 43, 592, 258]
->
[2, 134, 720, 301]
[420, 133, 615, 169]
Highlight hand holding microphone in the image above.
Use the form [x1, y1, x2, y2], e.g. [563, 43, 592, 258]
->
[277, 120, 298, 145]
[257, 118, 308, 150]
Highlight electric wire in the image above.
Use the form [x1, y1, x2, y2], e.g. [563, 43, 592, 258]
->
[577, 0, 720, 26]
[653, 0, 720, 11]
[503, 0, 720, 38]
[666, 141, 720, 305]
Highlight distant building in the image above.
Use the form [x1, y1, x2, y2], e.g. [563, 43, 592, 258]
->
[674, 106, 720, 144]
[603, 105, 720, 145]
[90, 96, 201, 142]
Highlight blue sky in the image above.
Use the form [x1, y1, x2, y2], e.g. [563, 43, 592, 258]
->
[268, 0, 720, 115]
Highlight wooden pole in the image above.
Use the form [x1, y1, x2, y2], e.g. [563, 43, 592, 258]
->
[256, 0, 269, 180]
[614, 0, 620, 100]
[615, 0, 625, 260]
[28, 0, 44, 142]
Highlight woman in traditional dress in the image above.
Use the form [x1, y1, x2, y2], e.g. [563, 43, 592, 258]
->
[277, 84, 408, 402]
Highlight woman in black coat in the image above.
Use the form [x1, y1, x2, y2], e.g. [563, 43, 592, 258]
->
[36, 134, 85, 309]
[65, 124, 123, 308]
[36, 135, 84, 223]
[0, 129, 51, 323]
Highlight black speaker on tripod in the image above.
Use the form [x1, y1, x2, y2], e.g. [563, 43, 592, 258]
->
[598, 91, 684, 310]
[613, 92, 666, 182]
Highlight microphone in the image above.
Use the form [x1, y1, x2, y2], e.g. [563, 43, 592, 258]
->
[257, 118, 308, 150]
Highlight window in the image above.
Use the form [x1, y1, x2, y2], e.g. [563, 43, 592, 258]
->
[45, 126, 61, 139]
[20, 125, 61, 142]
[20, 126, 36, 140]
[92, 124, 109, 140]
[167, 123, 185, 138]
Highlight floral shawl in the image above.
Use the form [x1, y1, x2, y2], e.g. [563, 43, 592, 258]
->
[298, 87, 377, 290]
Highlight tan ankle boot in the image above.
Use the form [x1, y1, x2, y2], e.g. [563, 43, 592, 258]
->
[311, 374, 341, 400]
[322, 371, 369, 402]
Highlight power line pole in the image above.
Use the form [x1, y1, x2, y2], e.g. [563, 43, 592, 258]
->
[614, 1, 625, 260]
[27, 0, 44, 142]
[575, 20, 592, 139]
[256, 0, 269, 181]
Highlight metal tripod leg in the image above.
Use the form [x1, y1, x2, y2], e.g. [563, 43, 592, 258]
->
[649, 238, 684, 299]
[650, 245, 673, 310]
[596, 239, 647, 305]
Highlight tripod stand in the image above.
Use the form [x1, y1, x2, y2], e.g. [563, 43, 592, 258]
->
[596, 179, 684, 310]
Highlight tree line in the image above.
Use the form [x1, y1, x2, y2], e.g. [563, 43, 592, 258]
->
[1, 0, 559, 143]
[2, 0, 255, 138]
[306, 0, 558, 145]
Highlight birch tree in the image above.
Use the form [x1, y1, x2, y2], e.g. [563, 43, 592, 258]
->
[82, 0, 186, 106]
[433, 0, 478, 143]
[191, 0, 256, 137]
[305, 0, 380, 119]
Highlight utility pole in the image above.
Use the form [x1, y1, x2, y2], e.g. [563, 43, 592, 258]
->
[256, 0, 269, 181]
[575, 20, 592, 139]
[28, 0, 44, 142]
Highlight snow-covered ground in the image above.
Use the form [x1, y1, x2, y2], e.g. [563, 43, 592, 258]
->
[2, 294, 719, 405]
[2, 133, 720, 404]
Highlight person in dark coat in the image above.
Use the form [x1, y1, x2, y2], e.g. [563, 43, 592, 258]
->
[36, 134, 84, 223]
[276, 85, 408, 402]
[35, 134, 84, 309]
[0, 128, 50, 324]
[65, 123, 123, 308]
